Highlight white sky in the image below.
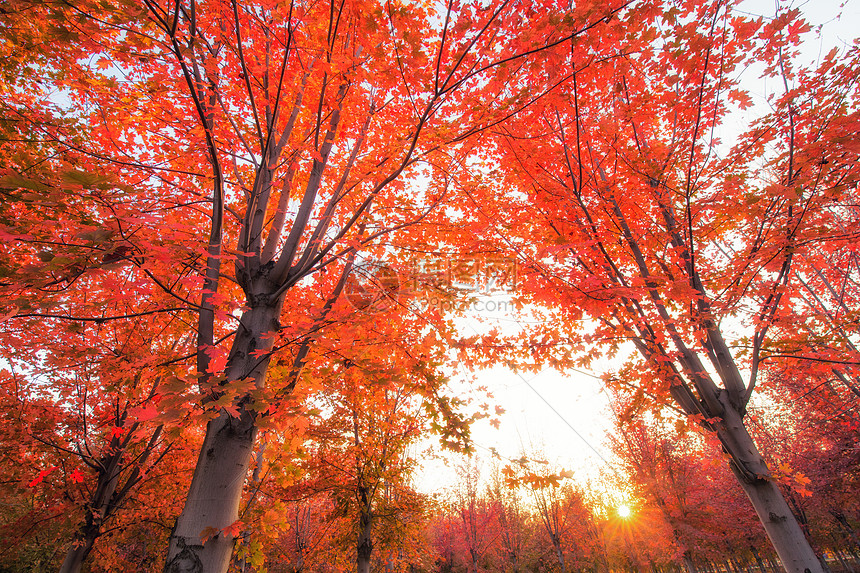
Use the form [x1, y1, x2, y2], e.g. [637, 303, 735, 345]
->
[413, 0, 859, 496]
[415, 293, 619, 496]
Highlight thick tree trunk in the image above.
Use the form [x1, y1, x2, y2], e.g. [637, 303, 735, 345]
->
[734, 462, 822, 573]
[716, 391, 823, 573]
[730, 458, 822, 573]
[357, 485, 373, 573]
[59, 531, 97, 573]
[164, 302, 281, 573]
[715, 394, 822, 573]
[163, 409, 257, 572]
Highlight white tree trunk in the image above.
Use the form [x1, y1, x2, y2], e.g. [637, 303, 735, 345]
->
[164, 302, 281, 572]
[164, 410, 257, 572]
[718, 394, 823, 573]
[732, 470, 823, 573]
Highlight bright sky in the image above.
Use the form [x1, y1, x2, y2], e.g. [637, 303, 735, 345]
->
[415, 294, 618, 495]
[414, 0, 859, 496]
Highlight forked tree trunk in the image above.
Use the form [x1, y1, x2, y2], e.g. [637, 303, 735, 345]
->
[833, 512, 860, 553]
[718, 394, 823, 573]
[164, 302, 282, 572]
[60, 483, 115, 573]
[469, 547, 479, 573]
[59, 421, 148, 573]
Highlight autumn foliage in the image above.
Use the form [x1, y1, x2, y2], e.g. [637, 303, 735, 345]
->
[0, 0, 859, 571]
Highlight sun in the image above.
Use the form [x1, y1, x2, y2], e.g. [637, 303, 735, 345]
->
[617, 504, 632, 518]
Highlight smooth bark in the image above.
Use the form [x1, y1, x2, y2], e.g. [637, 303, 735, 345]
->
[164, 302, 282, 572]
[59, 534, 97, 573]
[705, 386, 821, 573]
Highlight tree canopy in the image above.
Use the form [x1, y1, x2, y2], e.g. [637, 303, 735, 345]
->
[0, 0, 858, 571]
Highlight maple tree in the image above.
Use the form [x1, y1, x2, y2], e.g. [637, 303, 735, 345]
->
[609, 417, 700, 573]
[485, 464, 529, 573]
[1, 0, 637, 569]
[3, 0, 859, 571]
[0, 23, 200, 566]
[450, 458, 497, 573]
[226, 238, 485, 573]
[1, 3, 210, 570]
[432, 465, 525, 573]
[421, 445, 845, 573]
[475, 2, 860, 572]
[499, 457, 593, 573]
[0, 265, 200, 573]
[751, 362, 860, 567]
[292, 357, 436, 573]
[0, 362, 196, 573]
[263, 496, 344, 572]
